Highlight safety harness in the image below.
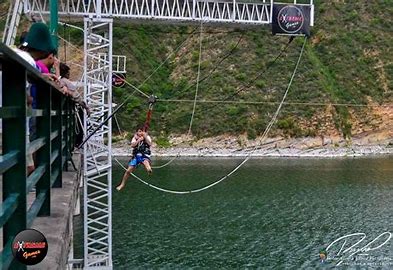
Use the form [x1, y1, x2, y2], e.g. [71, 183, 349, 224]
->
[132, 95, 157, 158]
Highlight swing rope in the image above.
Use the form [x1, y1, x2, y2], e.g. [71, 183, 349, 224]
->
[115, 37, 308, 194]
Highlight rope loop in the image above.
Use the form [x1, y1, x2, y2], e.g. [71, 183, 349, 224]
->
[115, 37, 308, 194]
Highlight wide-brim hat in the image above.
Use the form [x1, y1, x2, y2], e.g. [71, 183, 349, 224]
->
[24, 23, 56, 54]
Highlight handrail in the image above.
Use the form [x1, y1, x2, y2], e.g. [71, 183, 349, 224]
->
[26, 164, 46, 193]
[0, 43, 63, 91]
[0, 193, 19, 227]
[0, 42, 77, 269]
[0, 150, 19, 174]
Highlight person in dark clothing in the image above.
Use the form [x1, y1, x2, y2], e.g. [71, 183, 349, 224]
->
[59, 63, 90, 147]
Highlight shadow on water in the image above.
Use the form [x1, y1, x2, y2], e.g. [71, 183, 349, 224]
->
[75, 156, 393, 269]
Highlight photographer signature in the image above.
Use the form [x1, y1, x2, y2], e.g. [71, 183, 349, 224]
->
[326, 232, 392, 266]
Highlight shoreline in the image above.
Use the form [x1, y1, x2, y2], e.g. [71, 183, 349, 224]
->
[113, 145, 393, 158]
[112, 135, 393, 158]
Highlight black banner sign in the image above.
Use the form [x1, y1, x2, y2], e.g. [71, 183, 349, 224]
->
[272, 4, 311, 36]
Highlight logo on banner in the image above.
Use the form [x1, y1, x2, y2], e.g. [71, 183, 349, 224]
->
[272, 4, 310, 36]
[12, 229, 48, 265]
[277, 5, 305, 34]
[112, 73, 126, 88]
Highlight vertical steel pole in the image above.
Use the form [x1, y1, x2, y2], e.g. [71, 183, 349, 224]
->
[310, 0, 314, 26]
[107, 21, 113, 268]
[83, 19, 88, 269]
[36, 82, 51, 216]
[232, 0, 236, 21]
[2, 57, 27, 270]
[50, 0, 58, 49]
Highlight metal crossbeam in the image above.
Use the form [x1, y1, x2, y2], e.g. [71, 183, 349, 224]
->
[83, 17, 113, 269]
[26, 0, 274, 25]
[2, 0, 24, 45]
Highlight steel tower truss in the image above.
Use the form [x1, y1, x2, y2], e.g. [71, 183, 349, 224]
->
[83, 17, 113, 269]
[2, 0, 24, 45]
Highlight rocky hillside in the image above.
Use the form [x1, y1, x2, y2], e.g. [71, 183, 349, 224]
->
[108, 1, 392, 146]
[2, 1, 392, 147]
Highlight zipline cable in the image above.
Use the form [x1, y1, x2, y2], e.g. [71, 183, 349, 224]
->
[188, 20, 204, 135]
[157, 99, 393, 108]
[225, 36, 295, 101]
[175, 33, 244, 99]
[149, 20, 207, 169]
[82, 25, 198, 136]
[146, 35, 293, 169]
[113, 35, 293, 169]
[56, 35, 393, 109]
[80, 29, 242, 143]
[114, 37, 308, 194]
[110, 26, 244, 169]
[77, 27, 199, 148]
[56, 24, 199, 128]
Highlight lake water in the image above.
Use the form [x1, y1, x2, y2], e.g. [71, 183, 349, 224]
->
[74, 156, 393, 269]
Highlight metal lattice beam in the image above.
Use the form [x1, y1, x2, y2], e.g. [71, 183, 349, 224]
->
[26, 0, 274, 25]
[83, 17, 113, 269]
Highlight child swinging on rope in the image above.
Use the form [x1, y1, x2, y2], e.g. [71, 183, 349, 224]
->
[116, 96, 156, 191]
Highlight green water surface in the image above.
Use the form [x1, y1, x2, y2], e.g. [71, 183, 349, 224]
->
[75, 157, 393, 269]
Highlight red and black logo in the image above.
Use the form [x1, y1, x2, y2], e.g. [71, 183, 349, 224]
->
[11, 229, 48, 265]
[277, 5, 304, 34]
[112, 73, 126, 88]
[272, 4, 311, 36]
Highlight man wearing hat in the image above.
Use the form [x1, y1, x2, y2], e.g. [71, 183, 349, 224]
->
[21, 22, 57, 61]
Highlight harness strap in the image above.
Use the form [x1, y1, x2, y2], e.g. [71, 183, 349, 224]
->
[143, 109, 152, 132]
[143, 95, 157, 132]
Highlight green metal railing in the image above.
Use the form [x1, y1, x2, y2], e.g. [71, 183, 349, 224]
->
[0, 43, 76, 269]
